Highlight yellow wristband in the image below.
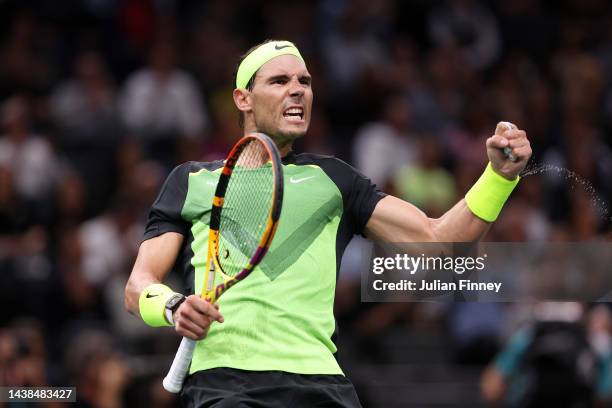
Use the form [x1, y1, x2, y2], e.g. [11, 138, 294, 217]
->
[465, 162, 520, 222]
[139, 283, 177, 327]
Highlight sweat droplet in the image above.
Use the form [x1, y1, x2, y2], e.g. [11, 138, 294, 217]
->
[520, 163, 609, 221]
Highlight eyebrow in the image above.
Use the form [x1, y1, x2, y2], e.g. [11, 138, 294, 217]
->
[266, 74, 312, 84]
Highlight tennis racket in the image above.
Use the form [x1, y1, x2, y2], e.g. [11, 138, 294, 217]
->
[162, 132, 284, 393]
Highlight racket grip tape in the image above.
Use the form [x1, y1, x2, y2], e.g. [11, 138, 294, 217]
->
[496, 121, 518, 162]
[163, 337, 196, 393]
[503, 146, 517, 162]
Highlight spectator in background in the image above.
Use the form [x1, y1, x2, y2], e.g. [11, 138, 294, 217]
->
[0, 10, 53, 98]
[589, 305, 612, 404]
[52, 169, 87, 230]
[392, 136, 456, 217]
[121, 40, 209, 164]
[55, 227, 107, 323]
[186, 20, 240, 97]
[424, 44, 473, 131]
[481, 302, 612, 408]
[520, 77, 555, 153]
[353, 94, 416, 189]
[0, 101, 57, 328]
[78, 196, 139, 289]
[489, 59, 528, 134]
[428, 0, 502, 71]
[51, 51, 121, 148]
[541, 114, 612, 225]
[570, 190, 604, 240]
[0, 162, 55, 327]
[0, 321, 49, 387]
[383, 36, 446, 133]
[64, 329, 130, 408]
[0, 95, 59, 216]
[0, 164, 39, 243]
[51, 51, 123, 214]
[554, 23, 605, 121]
[497, 0, 558, 65]
[321, 1, 388, 94]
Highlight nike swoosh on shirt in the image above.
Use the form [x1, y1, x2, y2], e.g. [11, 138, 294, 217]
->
[146, 293, 160, 298]
[289, 176, 315, 184]
[275, 44, 291, 50]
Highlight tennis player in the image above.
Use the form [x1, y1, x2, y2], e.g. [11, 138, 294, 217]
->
[124, 40, 532, 407]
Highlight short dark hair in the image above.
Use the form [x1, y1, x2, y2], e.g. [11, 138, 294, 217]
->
[234, 39, 282, 128]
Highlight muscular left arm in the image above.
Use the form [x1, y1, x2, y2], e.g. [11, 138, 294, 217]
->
[365, 196, 490, 242]
[365, 123, 532, 243]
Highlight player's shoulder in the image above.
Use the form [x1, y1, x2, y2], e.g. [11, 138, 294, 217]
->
[292, 152, 367, 192]
[177, 160, 224, 173]
[293, 152, 358, 174]
[167, 160, 225, 180]
[293, 152, 351, 168]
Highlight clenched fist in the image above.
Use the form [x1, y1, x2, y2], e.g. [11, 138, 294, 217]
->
[173, 295, 224, 340]
[486, 121, 532, 180]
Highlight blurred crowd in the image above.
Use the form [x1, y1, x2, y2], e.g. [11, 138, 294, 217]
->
[1, 0, 612, 406]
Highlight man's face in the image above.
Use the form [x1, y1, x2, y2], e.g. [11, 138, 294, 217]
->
[249, 55, 313, 145]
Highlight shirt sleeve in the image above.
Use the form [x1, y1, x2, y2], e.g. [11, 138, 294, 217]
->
[143, 163, 191, 241]
[346, 165, 387, 235]
[318, 157, 387, 236]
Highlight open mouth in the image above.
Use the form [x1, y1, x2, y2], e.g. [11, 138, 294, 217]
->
[283, 107, 304, 121]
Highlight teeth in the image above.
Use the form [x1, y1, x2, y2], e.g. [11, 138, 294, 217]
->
[285, 108, 303, 115]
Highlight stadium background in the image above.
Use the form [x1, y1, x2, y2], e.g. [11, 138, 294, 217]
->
[1, 0, 611, 406]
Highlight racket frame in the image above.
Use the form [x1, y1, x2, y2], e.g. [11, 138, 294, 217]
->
[163, 132, 283, 393]
[203, 132, 283, 304]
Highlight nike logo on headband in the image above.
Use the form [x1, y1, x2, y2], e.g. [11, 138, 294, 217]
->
[275, 44, 291, 50]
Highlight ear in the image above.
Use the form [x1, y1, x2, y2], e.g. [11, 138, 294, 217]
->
[233, 88, 252, 114]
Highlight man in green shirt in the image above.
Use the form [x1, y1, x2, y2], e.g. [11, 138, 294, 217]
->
[125, 40, 532, 407]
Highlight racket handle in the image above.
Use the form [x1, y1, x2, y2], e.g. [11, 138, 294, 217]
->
[503, 146, 517, 162]
[497, 122, 518, 162]
[163, 337, 196, 393]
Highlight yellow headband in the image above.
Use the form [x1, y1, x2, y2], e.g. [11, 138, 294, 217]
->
[236, 40, 304, 89]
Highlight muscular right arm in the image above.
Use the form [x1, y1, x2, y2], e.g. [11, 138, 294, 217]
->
[124, 232, 223, 339]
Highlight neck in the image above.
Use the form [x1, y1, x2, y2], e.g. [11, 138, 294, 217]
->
[243, 129, 294, 157]
[278, 143, 293, 157]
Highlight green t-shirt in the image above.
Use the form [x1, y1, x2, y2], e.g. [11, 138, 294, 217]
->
[143, 151, 385, 375]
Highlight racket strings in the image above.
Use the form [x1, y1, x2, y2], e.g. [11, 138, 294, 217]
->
[236, 141, 270, 168]
[218, 140, 274, 277]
